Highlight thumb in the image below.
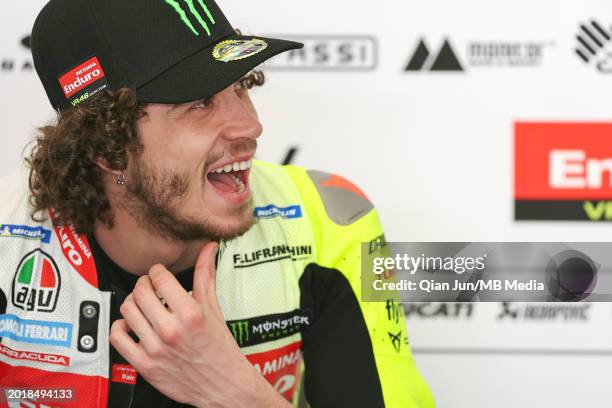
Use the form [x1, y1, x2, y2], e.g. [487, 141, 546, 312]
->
[192, 241, 219, 305]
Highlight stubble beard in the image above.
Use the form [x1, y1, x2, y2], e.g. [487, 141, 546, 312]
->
[122, 154, 255, 242]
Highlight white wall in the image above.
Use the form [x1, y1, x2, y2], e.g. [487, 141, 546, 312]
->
[1, 1, 611, 407]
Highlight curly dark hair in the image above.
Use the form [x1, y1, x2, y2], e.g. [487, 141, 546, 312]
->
[26, 70, 265, 235]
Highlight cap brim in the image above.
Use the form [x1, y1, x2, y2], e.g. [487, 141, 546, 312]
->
[136, 34, 302, 104]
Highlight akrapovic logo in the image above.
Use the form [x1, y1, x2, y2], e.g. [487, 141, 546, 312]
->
[497, 302, 590, 321]
[514, 122, 612, 221]
[164, 0, 216, 37]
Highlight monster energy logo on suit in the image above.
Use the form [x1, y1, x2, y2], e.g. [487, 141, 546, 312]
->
[164, 0, 216, 36]
[226, 309, 311, 348]
[228, 321, 249, 345]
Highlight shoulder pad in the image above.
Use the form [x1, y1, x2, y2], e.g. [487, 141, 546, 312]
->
[307, 170, 374, 226]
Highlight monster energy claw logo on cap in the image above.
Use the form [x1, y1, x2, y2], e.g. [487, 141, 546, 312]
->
[164, 0, 216, 36]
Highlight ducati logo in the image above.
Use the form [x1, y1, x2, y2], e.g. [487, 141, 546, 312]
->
[11, 249, 61, 313]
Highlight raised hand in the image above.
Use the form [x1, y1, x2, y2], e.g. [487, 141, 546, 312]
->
[110, 242, 291, 408]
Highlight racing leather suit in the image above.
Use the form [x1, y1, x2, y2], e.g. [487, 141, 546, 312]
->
[0, 160, 435, 407]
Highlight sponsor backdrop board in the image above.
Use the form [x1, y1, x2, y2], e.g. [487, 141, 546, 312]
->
[1, 1, 612, 407]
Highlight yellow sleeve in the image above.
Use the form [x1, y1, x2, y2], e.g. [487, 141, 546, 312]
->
[285, 166, 436, 408]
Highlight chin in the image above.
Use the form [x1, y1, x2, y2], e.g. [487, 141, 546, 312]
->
[212, 216, 254, 240]
[206, 202, 255, 240]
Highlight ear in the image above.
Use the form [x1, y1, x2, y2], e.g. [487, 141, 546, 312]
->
[94, 158, 124, 177]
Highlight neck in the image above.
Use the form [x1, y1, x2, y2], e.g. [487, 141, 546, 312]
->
[93, 206, 207, 276]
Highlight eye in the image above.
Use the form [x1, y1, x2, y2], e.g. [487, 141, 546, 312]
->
[191, 98, 212, 110]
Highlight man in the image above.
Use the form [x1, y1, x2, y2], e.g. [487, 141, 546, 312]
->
[0, 0, 435, 407]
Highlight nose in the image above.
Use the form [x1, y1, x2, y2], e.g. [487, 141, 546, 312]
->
[215, 86, 263, 142]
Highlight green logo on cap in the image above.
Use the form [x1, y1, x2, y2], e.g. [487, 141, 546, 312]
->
[164, 0, 216, 37]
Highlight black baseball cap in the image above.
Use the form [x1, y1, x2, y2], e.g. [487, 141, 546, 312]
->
[31, 0, 303, 110]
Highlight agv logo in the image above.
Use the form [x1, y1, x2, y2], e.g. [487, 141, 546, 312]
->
[11, 250, 61, 313]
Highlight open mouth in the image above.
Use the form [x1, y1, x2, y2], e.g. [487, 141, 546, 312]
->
[206, 159, 252, 195]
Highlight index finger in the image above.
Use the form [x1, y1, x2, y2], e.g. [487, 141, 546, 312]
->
[148, 264, 194, 312]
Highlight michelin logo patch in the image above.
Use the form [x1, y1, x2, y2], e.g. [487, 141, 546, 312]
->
[0, 224, 51, 244]
[254, 205, 302, 219]
[0, 314, 72, 348]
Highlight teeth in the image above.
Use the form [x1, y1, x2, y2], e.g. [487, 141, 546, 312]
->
[230, 173, 245, 193]
[212, 160, 252, 174]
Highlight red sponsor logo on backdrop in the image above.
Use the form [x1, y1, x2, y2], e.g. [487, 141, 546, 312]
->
[514, 122, 612, 220]
[58, 56, 106, 98]
[515, 122, 612, 199]
[245, 342, 302, 401]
